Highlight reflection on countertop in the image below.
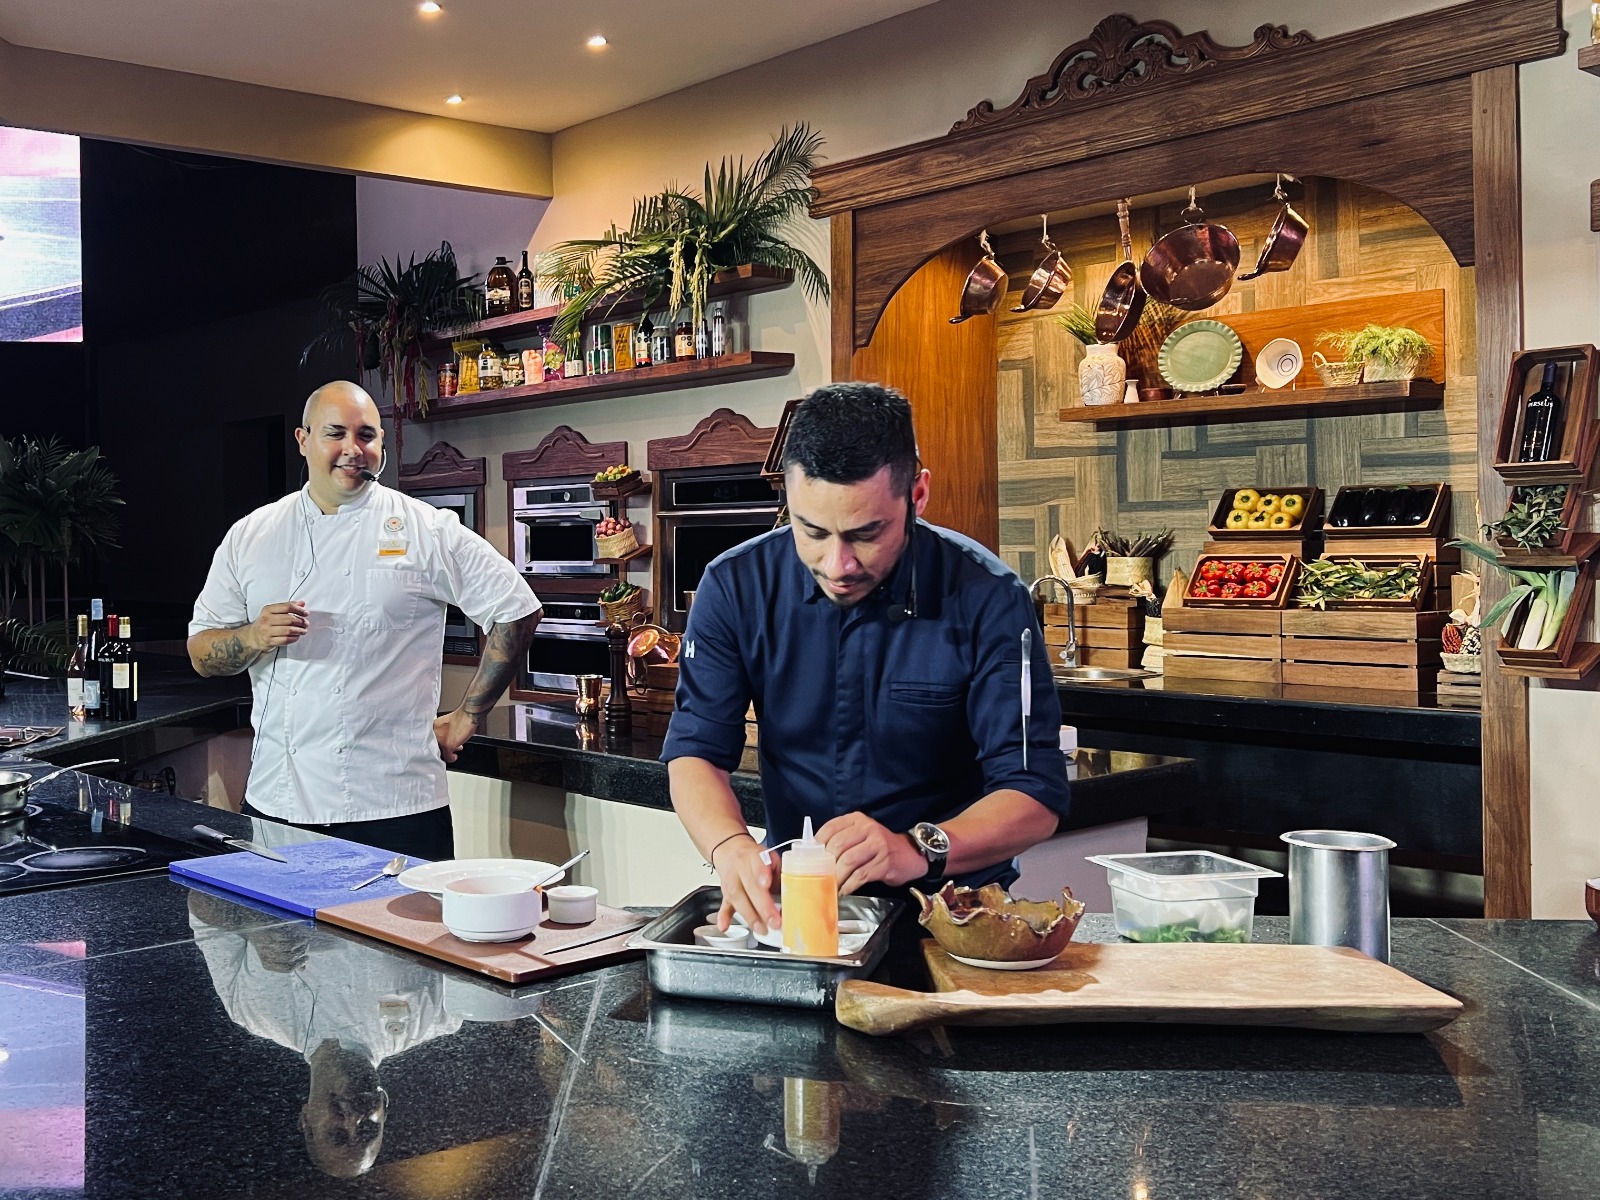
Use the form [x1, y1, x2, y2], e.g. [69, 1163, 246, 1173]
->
[3, 871, 1599, 1198]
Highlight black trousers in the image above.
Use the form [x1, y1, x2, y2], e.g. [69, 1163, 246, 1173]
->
[240, 799, 455, 862]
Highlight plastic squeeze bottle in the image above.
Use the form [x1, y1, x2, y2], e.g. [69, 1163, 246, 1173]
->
[781, 817, 839, 956]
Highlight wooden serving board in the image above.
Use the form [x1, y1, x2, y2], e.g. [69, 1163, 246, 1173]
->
[316, 891, 648, 985]
[833, 941, 1462, 1037]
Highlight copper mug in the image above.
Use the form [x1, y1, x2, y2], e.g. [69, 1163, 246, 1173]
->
[574, 674, 604, 717]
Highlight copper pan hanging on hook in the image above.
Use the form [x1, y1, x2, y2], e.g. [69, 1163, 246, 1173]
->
[1139, 186, 1240, 311]
[1011, 215, 1073, 313]
[1095, 198, 1147, 343]
[1238, 174, 1310, 282]
[951, 230, 1008, 324]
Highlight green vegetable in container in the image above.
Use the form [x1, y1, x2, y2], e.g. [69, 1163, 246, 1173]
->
[1295, 559, 1422, 609]
[1126, 923, 1249, 944]
[1452, 538, 1576, 651]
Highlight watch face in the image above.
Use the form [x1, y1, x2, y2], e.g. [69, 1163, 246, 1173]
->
[916, 823, 950, 854]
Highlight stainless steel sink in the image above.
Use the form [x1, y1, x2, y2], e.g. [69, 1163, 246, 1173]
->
[1052, 666, 1154, 683]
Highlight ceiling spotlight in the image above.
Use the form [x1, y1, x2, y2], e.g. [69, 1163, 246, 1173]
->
[418, 2, 442, 14]
[445, 94, 462, 105]
[586, 34, 609, 49]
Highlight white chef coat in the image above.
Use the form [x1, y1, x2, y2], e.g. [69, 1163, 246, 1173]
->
[189, 483, 539, 824]
[189, 917, 461, 1064]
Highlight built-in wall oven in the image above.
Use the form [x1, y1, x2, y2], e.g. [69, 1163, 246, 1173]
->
[410, 489, 481, 658]
[511, 481, 610, 577]
[523, 598, 611, 692]
[655, 464, 784, 633]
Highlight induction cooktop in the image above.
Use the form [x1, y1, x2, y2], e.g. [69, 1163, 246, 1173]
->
[0, 799, 201, 894]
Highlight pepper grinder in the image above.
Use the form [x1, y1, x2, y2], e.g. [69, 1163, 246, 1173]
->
[605, 623, 632, 735]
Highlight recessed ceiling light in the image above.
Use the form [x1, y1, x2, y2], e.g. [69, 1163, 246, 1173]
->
[586, 34, 609, 49]
[418, 2, 442, 14]
[445, 94, 462, 105]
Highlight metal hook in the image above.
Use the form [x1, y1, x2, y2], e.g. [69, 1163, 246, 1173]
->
[1040, 213, 1050, 246]
[978, 229, 993, 255]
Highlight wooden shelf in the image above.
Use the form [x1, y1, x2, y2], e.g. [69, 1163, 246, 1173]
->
[1493, 532, 1600, 569]
[1058, 379, 1446, 427]
[1499, 641, 1600, 681]
[1579, 44, 1600, 76]
[422, 264, 794, 354]
[596, 543, 652, 567]
[407, 352, 795, 421]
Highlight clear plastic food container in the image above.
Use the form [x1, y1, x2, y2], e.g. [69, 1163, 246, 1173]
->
[1085, 851, 1283, 944]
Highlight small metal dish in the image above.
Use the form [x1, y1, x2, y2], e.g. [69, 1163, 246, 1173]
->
[629, 885, 901, 1009]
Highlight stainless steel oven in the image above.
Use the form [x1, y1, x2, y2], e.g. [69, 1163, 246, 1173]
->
[655, 465, 784, 632]
[523, 599, 611, 691]
[411, 488, 481, 657]
[511, 482, 610, 577]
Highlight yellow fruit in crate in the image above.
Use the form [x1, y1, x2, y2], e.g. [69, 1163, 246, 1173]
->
[1232, 488, 1261, 512]
[1247, 511, 1271, 529]
[1280, 493, 1306, 519]
[1258, 494, 1282, 515]
[1268, 511, 1295, 530]
[1225, 509, 1250, 530]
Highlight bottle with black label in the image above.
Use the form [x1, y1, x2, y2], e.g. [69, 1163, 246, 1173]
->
[95, 613, 120, 721]
[113, 616, 137, 721]
[486, 256, 514, 316]
[85, 599, 105, 716]
[1519, 361, 1565, 462]
[635, 316, 654, 368]
[516, 251, 536, 311]
[67, 613, 89, 717]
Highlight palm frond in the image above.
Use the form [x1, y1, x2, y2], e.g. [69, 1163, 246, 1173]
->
[0, 617, 71, 674]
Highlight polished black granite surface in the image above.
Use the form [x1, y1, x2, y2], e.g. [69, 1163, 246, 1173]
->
[1, 870, 1595, 1199]
[460, 702, 1195, 830]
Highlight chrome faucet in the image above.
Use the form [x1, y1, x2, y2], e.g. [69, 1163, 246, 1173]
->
[1027, 575, 1077, 669]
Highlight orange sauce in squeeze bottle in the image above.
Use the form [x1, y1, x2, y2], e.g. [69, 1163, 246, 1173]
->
[781, 817, 839, 956]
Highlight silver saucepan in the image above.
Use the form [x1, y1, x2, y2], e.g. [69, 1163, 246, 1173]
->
[0, 758, 120, 818]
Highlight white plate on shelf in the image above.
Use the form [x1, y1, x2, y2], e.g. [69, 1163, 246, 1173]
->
[398, 858, 565, 897]
[949, 952, 1063, 971]
[1255, 337, 1303, 389]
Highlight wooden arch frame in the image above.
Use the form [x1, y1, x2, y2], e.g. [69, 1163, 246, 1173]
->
[810, 0, 1568, 917]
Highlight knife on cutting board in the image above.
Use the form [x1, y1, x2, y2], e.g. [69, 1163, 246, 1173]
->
[193, 824, 289, 863]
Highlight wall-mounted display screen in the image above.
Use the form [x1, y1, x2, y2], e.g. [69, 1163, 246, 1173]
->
[0, 125, 82, 342]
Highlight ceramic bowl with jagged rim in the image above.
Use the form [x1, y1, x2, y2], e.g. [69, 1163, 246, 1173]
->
[913, 882, 1086, 964]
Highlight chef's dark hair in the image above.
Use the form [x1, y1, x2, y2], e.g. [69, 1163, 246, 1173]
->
[782, 383, 920, 494]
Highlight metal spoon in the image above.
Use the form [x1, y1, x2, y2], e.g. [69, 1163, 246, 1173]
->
[351, 854, 407, 891]
[530, 849, 590, 891]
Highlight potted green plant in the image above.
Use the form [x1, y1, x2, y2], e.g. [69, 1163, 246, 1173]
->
[0, 436, 123, 636]
[536, 124, 831, 345]
[1317, 324, 1432, 383]
[304, 241, 482, 457]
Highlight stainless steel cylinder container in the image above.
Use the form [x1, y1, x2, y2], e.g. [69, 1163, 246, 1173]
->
[1280, 829, 1397, 963]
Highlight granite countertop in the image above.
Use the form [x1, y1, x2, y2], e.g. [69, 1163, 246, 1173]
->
[2, 869, 1596, 1198]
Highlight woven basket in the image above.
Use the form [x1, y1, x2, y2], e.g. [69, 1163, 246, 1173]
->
[595, 527, 638, 559]
[1361, 347, 1430, 383]
[599, 591, 647, 625]
[1312, 352, 1362, 387]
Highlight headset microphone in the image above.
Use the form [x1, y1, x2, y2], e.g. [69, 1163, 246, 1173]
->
[887, 494, 918, 624]
[358, 447, 388, 483]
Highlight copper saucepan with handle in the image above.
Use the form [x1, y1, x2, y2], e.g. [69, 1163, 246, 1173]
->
[1237, 174, 1309, 282]
[950, 230, 1008, 324]
[1011, 216, 1072, 313]
[1139, 187, 1240, 311]
[626, 613, 682, 690]
[1095, 198, 1146, 343]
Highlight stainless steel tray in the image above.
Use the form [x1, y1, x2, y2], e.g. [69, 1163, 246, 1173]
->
[628, 885, 901, 1009]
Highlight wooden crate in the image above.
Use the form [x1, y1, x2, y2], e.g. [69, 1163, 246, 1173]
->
[1436, 668, 1483, 709]
[1183, 555, 1299, 607]
[1324, 483, 1451, 538]
[1207, 487, 1323, 540]
[1280, 609, 1448, 693]
[1080, 645, 1142, 669]
[1162, 606, 1282, 683]
[1043, 599, 1142, 652]
[1320, 537, 1458, 596]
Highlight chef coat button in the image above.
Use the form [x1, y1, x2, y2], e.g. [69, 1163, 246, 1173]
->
[288, 747, 297, 756]
[333, 686, 342, 694]
[343, 568, 351, 576]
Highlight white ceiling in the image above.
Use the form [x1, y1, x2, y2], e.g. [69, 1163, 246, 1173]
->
[0, 0, 943, 133]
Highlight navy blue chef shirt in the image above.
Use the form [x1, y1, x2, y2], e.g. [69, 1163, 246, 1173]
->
[661, 519, 1071, 890]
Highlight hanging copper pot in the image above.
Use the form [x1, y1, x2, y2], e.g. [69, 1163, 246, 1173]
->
[1011, 216, 1073, 313]
[1238, 175, 1310, 282]
[1139, 187, 1240, 311]
[1095, 198, 1147, 343]
[951, 230, 1008, 324]
[626, 613, 682, 689]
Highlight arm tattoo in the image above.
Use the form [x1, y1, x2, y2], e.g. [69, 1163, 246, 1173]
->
[461, 611, 541, 714]
[196, 631, 259, 677]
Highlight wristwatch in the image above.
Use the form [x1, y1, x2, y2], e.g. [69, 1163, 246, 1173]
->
[908, 822, 951, 883]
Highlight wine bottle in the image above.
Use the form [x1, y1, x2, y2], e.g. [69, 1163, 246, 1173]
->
[67, 613, 89, 717]
[85, 599, 105, 716]
[711, 303, 726, 356]
[635, 316, 654, 368]
[516, 250, 535, 311]
[1519, 361, 1565, 462]
[114, 616, 137, 721]
[95, 614, 119, 721]
[674, 320, 694, 360]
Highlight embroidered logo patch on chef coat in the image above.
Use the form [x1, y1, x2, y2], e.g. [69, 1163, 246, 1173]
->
[378, 515, 408, 557]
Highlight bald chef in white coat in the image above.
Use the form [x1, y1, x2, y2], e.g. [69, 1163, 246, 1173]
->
[188, 381, 541, 860]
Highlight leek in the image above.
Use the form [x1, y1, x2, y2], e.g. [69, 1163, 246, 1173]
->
[1538, 568, 1579, 650]
[1518, 596, 1549, 649]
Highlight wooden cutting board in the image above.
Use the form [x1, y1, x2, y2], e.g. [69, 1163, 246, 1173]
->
[316, 890, 647, 984]
[833, 940, 1462, 1036]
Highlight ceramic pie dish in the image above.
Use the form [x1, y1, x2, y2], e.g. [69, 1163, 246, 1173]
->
[1255, 337, 1303, 389]
[1159, 320, 1244, 393]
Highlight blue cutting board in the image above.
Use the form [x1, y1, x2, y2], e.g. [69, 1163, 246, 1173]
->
[168, 838, 426, 918]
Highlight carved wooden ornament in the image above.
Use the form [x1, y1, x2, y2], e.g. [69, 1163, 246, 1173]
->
[951, 14, 1314, 134]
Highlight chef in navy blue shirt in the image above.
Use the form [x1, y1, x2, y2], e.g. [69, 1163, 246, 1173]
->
[662, 383, 1071, 936]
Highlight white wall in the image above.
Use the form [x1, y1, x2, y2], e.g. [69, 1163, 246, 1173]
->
[354, 176, 547, 288]
[1517, 1, 1600, 917]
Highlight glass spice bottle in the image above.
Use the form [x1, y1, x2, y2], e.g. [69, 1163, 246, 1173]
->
[478, 343, 503, 390]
